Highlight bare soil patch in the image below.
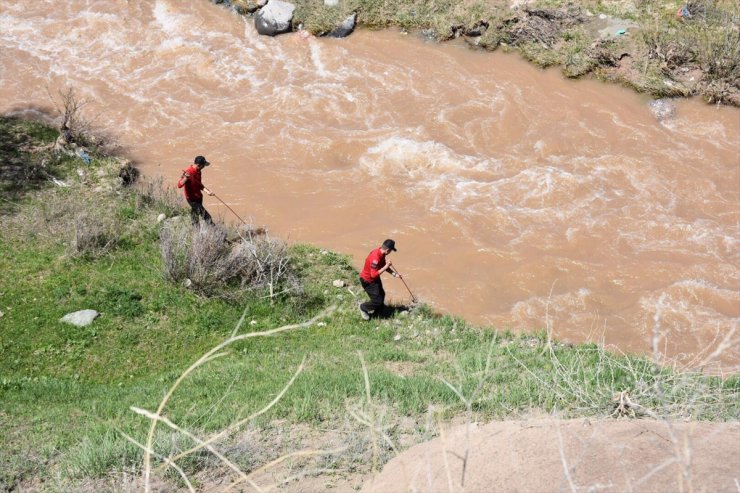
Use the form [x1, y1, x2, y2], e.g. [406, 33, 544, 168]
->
[362, 418, 740, 493]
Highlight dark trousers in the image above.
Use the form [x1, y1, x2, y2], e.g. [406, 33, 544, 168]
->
[187, 199, 212, 225]
[360, 277, 385, 315]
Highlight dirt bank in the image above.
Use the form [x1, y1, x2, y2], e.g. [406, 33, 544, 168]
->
[362, 418, 740, 492]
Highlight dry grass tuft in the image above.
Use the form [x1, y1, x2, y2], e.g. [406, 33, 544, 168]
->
[160, 221, 300, 299]
[136, 176, 183, 216]
[72, 211, 121, 258]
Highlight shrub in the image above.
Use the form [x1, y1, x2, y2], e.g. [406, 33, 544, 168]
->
[160, 222, 300, 299]
[51, 87, 92, 147]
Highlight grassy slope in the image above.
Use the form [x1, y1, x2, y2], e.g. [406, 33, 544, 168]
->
[1, 116, 737, 490]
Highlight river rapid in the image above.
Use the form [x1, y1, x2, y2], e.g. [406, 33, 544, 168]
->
[1, 0, 738, 369]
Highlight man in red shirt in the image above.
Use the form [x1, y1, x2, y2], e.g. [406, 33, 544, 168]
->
[177, 155, 214, 225]
[359, 239, 403, 320]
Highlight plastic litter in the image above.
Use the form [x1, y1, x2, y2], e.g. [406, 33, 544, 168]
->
[77, 149, 91, 165]
[616, 29, 626, 36]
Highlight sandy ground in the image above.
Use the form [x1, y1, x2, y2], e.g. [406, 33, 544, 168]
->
[360, 418, 740, 493]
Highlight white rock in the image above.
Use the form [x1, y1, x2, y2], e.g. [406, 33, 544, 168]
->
[60, 309, 100, 327]
[332, 279, 346, 288]
[0, 310, 4, 318]
[324, 0, 338, 5]
[599, 13, 607, 19]
[255, 0, 296, 36]
[183, 279, 192, 288]
[250, 320, 257, 325]
[394, 334, 402, 341]
[157, 213, 167, 223]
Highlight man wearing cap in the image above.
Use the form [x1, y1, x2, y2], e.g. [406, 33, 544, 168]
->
[178, 155, 214, 225]
[359, 239, 402, 320]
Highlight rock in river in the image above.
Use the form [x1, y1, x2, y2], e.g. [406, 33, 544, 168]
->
[255, 0, 295, 36]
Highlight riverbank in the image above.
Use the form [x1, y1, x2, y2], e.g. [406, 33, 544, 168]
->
[235, 0, 739, 105]
[1, 117, 738, 490]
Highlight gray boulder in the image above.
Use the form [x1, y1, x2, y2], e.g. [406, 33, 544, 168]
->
[255, 0, 296, 36]
[328, 12, 357, 38]
[60, 309, 100, 327]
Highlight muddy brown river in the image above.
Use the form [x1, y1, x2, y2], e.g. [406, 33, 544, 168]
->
[1, 0, 738, 370]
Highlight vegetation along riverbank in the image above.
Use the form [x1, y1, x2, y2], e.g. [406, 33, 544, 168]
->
[226, 0, 739, 105]
[1, 109, 738, 490]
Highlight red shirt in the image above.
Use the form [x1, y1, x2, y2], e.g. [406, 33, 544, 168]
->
[177, 165, 204, 201]
[360, 248, 386, 282]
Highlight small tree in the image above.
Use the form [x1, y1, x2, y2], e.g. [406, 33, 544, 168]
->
[50, 87, 92, 146]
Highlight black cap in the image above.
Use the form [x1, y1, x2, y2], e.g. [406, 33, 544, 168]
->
[194, 155, 210, 166]
[382, 239, 397, 252]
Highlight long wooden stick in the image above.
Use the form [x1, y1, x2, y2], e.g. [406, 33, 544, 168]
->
[212, 193, 247, 225]
[392, 267, 418, 303]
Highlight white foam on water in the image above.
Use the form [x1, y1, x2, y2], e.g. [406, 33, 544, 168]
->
[309, 40, 329, 78]
[640, 284, 739, 364]
[359, 136, 489, 178]
[152, 0, 187, 36]
[510, 288, 596, 329]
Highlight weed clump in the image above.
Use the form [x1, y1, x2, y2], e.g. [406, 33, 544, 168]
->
[636, 0, 739, 103]
[160, 222, 300, 299]
[72, 211, 122, 258]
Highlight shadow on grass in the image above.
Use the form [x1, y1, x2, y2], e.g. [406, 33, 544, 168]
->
[370, 303, 412, 320]
[0, 109, 59, 210]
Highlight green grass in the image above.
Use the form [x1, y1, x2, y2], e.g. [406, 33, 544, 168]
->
[1, 116, 738, 489]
